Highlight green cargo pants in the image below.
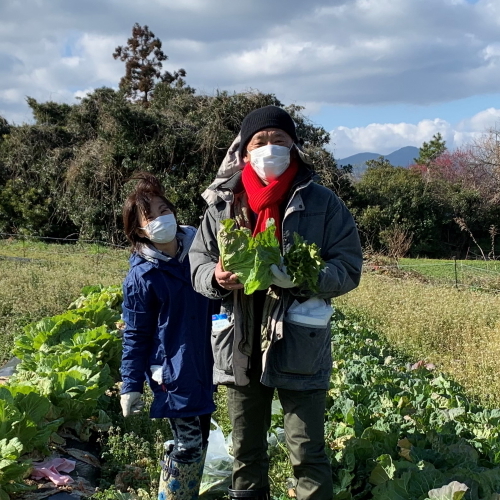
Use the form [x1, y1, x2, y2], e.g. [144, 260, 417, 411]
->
[227, 375, 333, 500]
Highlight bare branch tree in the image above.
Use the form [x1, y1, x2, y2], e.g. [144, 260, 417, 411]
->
[380, 224, 414, 261]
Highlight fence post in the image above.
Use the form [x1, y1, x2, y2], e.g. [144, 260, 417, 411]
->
[454, 256, 458, 288]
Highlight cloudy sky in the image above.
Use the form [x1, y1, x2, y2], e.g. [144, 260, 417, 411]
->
[1, 0, 500, 158]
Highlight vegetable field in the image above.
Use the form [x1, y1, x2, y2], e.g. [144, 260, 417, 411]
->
[5, 287, 500, 499]
[1, 242, 500, 499]
[0, 285, 125, 498]
[0, 238, 128, 364]
[336, 273, 500, 407]
[325, 314, 500, 499]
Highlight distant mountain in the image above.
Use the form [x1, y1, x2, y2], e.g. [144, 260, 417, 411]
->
[338, 146, 419, 177]
[338, 151, 381, 166]
[385, 146, 420, 167]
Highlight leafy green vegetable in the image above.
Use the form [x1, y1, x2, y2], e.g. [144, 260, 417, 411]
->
[425, 481, 468, 500]
[68, 284, 123, 310]
[218, 219, 324, 294]
[0, 389, 62, 457]
[283, 233, 325, 292]
[369, 454, 396, 486]
[320, 312, 500, 499]
[218, 219, 255, 287]
[0, 285, 124, 493]
[0, 438, 32, 499]
[13, 312, 91, 362]
[218, 219, 281, 294]
[245, 223, 281, 294]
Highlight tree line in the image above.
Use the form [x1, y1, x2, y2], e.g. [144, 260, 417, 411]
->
[353, 132, 499, 259]
[0, 24, 497, 258]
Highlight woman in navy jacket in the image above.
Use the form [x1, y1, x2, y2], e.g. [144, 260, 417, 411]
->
[120, 172, 214, 500]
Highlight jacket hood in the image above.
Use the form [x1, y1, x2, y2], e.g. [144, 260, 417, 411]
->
[130, 226, 197, 273]
[202, 133, 313, 206]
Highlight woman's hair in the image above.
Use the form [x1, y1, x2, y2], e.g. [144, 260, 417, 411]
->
[122, 172, 177, 251]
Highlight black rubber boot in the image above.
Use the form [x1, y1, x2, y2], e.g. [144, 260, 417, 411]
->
[228, 485, 271, 500]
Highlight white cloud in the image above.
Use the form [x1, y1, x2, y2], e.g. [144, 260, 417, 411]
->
[457, 107, 500, 131]
[331, 108, 500, 158]
[75, 33, 124, 82]
[227, 42, 314, 76]
[0, 89, 22, 103]
[74, 88, 96, 100]
[160, 0, 500, 108]
[61, 57, 81, 68]
[483, 43, 500, 60]
[0, 0, 500, 134]
[0, 28, 123, 123]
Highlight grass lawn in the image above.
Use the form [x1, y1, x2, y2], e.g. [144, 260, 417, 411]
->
[0, 239, 130, 364]
[398, 257, 500, 290]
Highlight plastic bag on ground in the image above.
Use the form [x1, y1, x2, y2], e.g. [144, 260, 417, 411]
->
[200, 419, 233, 497]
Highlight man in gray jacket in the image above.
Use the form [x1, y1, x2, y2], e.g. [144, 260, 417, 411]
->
[189, 105, 362, 500]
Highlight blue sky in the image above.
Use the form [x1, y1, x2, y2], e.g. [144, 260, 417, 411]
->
[1, 0, 500, 158]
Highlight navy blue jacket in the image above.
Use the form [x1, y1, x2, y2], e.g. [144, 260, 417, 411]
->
[120, 231, 215, 419]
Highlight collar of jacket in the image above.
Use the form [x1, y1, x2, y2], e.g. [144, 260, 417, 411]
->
[134, 226, 196, 266]
[129, 250, 192, 284]
[138, 242, 179, 265]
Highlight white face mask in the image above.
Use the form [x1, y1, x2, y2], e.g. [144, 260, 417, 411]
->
[249, 144, 292, 181]
[141, 213, 177, 244]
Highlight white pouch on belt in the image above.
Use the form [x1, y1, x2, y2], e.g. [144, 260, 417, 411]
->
[285, 297, 334, 327]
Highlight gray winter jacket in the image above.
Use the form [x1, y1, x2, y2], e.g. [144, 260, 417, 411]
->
[189, 165, 362, 390]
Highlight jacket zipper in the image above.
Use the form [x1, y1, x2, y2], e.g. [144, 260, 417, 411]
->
[281, 179, 313, 248]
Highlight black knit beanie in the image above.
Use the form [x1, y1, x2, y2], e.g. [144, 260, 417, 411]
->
[238, 105, 298, 157]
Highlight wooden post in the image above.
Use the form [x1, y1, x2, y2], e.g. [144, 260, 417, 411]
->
[454, 256, 458, 288]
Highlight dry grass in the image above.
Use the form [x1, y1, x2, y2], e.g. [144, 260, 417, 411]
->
[336, 273, 500, 407]
[0, 240, 129, 364]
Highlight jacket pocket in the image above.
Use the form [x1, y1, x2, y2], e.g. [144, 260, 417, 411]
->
[273, 321, 331, 375]
[211, 305, 234, 375]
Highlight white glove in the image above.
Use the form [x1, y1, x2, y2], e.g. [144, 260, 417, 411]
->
[150, 365, 163, 385]
[270, 264, 295, 289]
[120, 392, 144, 417]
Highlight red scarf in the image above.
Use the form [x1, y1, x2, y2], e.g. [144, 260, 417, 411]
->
[241, 160, 298, 241]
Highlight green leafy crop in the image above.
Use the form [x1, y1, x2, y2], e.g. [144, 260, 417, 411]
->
[217, 219, 324, 294]
[218, 219, 281, 295]
[218, 219, 255, 289]
[284, 233, 325, 293]
[319, 312, 500, 499]
[0, 437, 32, 500]
[0, 285, 123, 493]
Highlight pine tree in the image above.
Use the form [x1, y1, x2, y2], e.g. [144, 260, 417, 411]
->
[113, 23, 186, 104]
[414, 132, 447, 166]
